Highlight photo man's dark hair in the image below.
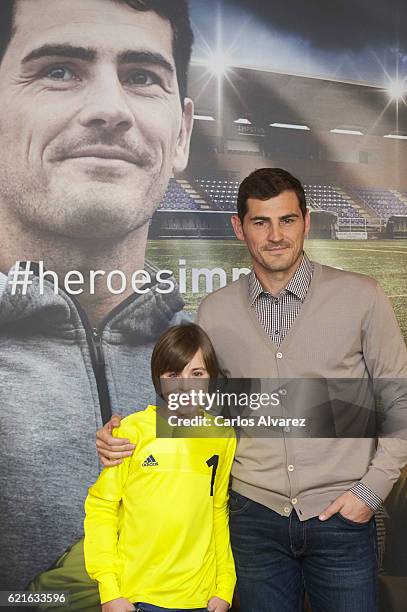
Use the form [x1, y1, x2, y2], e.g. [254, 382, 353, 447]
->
[0, 0, 193, 103]
[151, 323, 222, 396]
[237, 167, 307, 222]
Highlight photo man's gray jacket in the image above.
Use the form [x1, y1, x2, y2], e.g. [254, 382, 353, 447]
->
[0, 264, 186, 590]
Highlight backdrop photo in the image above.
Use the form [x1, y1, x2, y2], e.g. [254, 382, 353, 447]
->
[0, 0, 406, 610]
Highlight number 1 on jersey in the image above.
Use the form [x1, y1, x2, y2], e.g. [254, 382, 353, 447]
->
[206, 454, 219, 496]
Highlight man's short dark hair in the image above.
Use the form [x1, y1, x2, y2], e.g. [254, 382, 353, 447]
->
[237, 167, 307, 222]
[0, 0, 193, 103]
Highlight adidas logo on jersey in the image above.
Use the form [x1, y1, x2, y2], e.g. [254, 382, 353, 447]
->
[142, 454, 158, 467]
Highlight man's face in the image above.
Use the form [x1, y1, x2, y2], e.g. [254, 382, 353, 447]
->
[232, 190, 310, 276]
[0, 0, 193, 240]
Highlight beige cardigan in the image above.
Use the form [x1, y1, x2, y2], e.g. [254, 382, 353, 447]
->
[197, 261, 407, 520]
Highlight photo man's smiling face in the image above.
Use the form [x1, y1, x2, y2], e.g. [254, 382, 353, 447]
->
[0, 0, 193, 240]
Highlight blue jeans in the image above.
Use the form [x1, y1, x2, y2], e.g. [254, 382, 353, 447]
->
[134, 604, 208, 612]
[229, 490, 378, 612]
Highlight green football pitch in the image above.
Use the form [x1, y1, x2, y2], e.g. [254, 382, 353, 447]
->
[147, 239, 407, 342]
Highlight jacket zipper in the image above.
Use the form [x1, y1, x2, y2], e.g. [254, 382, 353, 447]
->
[25, 262, 147, 425]
[92, 328, 105, 368]
[74, 291, 146, 425]
[74, 304, 112, 425]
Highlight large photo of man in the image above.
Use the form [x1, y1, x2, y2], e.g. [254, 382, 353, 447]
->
[0, 0, 406, 610]
[0, 0, 193, 592]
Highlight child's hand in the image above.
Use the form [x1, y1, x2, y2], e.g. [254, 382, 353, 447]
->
[102, 597, 135, 611]
[207, 596, 230, 611]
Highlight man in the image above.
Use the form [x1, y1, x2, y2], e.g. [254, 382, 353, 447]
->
[100, 168, 407, 611]
[0, 0, 194, 591]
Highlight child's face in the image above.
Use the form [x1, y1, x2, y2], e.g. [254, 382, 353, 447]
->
[160, 349, 210, 416]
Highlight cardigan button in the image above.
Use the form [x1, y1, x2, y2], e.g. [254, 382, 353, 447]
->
[276, 352, 283, 359]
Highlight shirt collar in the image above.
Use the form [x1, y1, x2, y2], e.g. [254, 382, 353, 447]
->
[248, 253, 313, 305]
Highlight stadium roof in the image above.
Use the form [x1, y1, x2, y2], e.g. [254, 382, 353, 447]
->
[189, 63, 407, 137]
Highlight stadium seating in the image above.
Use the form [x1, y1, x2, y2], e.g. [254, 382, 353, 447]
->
[355, 189, 407, 219]
[196, 178, 366, 225]
[304, 184, 366, 226]
[159, 178, 201, 211]
[195, 178, 240, 211]
[159, 179, 407, 228]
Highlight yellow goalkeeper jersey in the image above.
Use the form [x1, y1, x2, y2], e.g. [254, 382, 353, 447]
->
[84, 405, 236, 608]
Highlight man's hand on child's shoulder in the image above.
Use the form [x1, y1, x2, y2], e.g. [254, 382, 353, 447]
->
[96, 413, 136, 467]
[207, 596, 230, 611]
[102, 597, 135, 611]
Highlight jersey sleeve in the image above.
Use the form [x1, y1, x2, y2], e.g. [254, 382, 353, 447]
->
[83, 423, 139, 604]
[212, 430, 237, 605]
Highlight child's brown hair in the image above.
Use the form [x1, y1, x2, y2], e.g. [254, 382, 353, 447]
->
[151, 323, 222, 395]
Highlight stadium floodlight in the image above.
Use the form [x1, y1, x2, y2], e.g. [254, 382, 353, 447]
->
[383, 133, 407, 140]
[234, 118, 252, 124]
[204, 51, 232, 77]
[330, 128, 364, 135]
[270, 122, 310, 130]
[387, 79, 406, 100]
[193, 114, 216, 121]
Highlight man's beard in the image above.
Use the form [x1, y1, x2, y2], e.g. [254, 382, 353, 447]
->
[257, 244, 296, 272]
[0, 158, 168, 241]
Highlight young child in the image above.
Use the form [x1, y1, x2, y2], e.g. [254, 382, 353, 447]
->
[84, 323, 236, 612]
